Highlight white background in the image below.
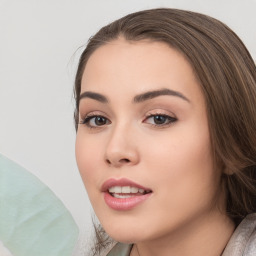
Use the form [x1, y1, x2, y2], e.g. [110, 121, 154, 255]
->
[0, 0, 255, 241]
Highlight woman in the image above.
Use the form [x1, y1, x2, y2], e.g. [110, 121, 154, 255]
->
[74, 8, 256, 256]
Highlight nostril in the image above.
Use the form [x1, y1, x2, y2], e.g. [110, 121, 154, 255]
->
[120, 158, 130, 163]
[105, 157, 133, 166]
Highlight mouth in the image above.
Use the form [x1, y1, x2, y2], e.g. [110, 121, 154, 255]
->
[102, 178, 153, 210]
[108, 185, 152, 198]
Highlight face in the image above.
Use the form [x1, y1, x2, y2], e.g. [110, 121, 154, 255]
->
[76, 38, 224, 243]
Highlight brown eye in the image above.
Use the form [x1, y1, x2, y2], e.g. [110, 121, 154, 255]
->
[81, 115, 110, 128]
[153, 115, 168, 124]
[94, 116, 107, 126]
[145, 114, 177, 126]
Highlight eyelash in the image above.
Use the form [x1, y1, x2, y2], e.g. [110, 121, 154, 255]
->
[79, 113, 177, 129]
[79, 114, 111, 129]
[144, 113, 177, 128]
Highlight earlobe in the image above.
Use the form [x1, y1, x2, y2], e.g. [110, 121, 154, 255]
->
[217, 159, 234, 176]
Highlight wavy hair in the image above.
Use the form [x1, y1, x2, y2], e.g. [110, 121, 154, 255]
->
[74, 8, 256, 255]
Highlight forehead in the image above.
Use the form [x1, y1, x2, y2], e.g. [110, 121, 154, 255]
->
[81, 38, 203, 104]
[82, 38, 184, 79]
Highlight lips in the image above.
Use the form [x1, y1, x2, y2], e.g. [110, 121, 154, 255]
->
[101, 178, 152, 211]
[101, 178, 152, 192]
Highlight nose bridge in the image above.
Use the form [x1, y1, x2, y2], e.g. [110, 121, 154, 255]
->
[105, 120, 139, 167]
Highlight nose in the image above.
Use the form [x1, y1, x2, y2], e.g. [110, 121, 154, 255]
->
[104, 125, 140, 168]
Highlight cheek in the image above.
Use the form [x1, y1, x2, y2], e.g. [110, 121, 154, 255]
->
[142, 123, 216, 192]
[140, 130, 220, 231]
[75, 132, 102, 189]
[145, 124, 211, 163]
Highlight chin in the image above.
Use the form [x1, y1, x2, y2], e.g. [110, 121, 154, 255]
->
[107, 230, 139, 244]
[101, 218, 151, 244]
[94, 204, 156, 243]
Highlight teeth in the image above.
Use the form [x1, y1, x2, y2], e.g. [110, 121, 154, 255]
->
[131, 187, 139, 193]
[139, 188, 145, 194]
[122, 186, 130, 193]
[109, 186, 121, 193]
[108, 186, 145, 194]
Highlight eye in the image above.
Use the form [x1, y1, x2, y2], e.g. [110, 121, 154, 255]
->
[144, 114, 177, 127]
[80, 115, 110, 128]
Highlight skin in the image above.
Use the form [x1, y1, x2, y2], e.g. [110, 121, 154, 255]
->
[76, 38, 235, 256]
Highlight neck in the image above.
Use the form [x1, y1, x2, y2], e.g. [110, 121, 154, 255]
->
[131, 212, 235, 256]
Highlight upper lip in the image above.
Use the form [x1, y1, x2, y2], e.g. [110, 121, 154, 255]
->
[101, 178, 152, 192]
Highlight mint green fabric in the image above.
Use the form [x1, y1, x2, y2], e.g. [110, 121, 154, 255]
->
[106, 243, 132, 256]
[0, 154, 79, 256]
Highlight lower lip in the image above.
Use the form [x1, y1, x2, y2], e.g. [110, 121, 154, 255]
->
[103, 192, 152, 211]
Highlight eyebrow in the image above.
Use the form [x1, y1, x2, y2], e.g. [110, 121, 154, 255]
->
[79, 91, 108, 103]
[134, 88, 190, 103]
[79, 88, 190, 104]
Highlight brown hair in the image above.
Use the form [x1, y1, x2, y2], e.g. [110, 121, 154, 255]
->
[74, 8, 256, 253]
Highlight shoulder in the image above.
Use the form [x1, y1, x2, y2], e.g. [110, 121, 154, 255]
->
[223, 213, 256, 256]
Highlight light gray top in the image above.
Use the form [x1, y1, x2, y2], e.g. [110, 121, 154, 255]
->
[222, 213, 256, 256]
[106, 213, 256, 256]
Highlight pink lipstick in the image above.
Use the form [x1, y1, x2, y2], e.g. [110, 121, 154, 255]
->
[102, 178, 152, 211]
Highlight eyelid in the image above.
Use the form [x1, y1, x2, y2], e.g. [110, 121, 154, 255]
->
[79, 110, 108, 122]
[79, 111, 111, 129]
[143, 109, 177, 127]
[78, 109, 177, 129]
[144, 108, 177, 119]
